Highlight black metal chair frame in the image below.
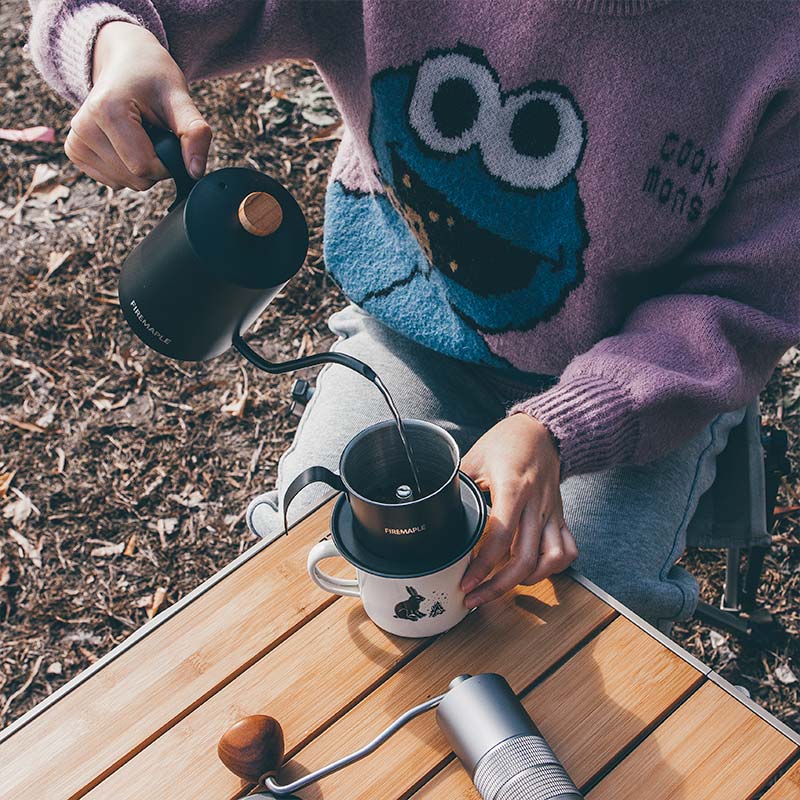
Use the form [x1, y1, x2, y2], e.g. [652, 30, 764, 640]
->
[693, 415, 789, 644]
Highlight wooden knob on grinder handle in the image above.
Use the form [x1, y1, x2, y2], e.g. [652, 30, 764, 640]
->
[218, 714, 285, 784]
[238, 192, 283, 237]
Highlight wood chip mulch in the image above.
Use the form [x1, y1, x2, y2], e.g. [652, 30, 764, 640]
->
[1, 2, 797, 737]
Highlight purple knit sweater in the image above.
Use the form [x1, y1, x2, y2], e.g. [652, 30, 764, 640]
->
[28, 0, 800, 477]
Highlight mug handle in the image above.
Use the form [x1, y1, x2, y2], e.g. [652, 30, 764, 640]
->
[143, 122, 197, 207]
[283, 466, 345, 532]
[307, 539, 360, 597]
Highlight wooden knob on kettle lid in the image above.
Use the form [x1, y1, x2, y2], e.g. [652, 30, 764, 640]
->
[218, 714, 285, 783]
[238, 192, 283, 237]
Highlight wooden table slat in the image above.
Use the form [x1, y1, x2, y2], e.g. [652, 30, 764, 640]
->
[411, 614, 704, 798]
[83, 594, 428, 800]
[0, 501, 340, 799]
[275, 576, 615, 800]
[761, 760, 800, 800]
[587, 681, 798, 800]
[3, 493, 797, 800]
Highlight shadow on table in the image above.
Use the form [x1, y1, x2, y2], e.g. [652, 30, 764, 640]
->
[378, 581, 688, 799]
[269, 756, 325, 800]
[271, 581, 688, 799]
[345, 605, 416, 669]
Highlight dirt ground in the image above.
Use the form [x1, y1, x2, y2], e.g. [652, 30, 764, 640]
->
[1, 1, 798, 736]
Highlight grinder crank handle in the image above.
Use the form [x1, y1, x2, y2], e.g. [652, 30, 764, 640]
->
[218, 694, 445, 797]
[219, 675, 583, 799]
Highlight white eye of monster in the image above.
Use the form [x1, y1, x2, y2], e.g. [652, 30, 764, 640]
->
[481, 89, 585, 190]
[408, 53, 500, 154]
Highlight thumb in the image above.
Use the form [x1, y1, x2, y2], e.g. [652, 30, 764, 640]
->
[460, 447, 487, 487]
[160, 90, 212, 179]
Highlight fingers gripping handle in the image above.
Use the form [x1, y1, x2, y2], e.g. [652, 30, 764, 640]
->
[143, 122, 196, 204]
[307, 539, 360, 598]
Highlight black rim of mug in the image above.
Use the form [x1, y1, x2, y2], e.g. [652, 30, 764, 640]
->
[329, 472, 487, 579]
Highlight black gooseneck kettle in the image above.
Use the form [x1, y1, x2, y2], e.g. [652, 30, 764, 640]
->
[118, 126, 378, 383]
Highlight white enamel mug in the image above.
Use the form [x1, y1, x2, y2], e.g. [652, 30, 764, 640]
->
[307, 538, 473, 638]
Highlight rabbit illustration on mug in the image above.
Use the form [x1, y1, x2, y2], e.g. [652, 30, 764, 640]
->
[394, 586, 426, 621]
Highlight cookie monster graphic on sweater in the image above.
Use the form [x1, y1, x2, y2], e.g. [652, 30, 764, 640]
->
[324, 45, 589, 366]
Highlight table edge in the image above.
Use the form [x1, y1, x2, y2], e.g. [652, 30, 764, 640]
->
[2, 504, 797, 753]
[0, 499, 302, 745]
[567, 568, 800, 748]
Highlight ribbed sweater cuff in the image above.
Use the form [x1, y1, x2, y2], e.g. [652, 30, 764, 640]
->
[38, 3, 167, 105]
[510, 375, 639, 478]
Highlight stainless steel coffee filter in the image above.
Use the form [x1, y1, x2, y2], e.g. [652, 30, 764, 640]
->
[341, 419, 458, 503]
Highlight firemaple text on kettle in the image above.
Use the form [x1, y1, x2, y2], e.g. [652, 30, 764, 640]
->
[129, 300, 172, 345]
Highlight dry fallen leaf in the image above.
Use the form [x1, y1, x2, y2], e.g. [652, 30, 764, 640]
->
[42, 250, 72, 281]
[1, 163, 65, 224]
[0, 414, 47, 434]
[29, 163, 60, 192]
[46, 661, 63, 676]
[168, 490, 205, 509]
[778, 346, 799, 367]
[221, 364, 249, 418]
[775, 505, 800, 517]
[8, 529, 43, 569]
[0, 125, 56, 144]
[156, 517, 178, 535]
[775, 663, 798, 685]
[0, 470, 17, 499]
[134, 594, 153, 609]
[123, 533, 138, 557]
[30, 182, 70, 205]
[147, 586, 168, 619]
[3, 493, 33, 527]
[91, 391, 131, 412]
[308, 119, 344, 143]
[0, 561, 10, 587]
[35, 405, 57, 430]
[90, 541, 125, 558]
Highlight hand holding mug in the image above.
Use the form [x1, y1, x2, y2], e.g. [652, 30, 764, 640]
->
[460, 413, 578, 609]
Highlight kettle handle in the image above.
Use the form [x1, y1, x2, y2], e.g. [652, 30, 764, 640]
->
[144, 122, 197, 204]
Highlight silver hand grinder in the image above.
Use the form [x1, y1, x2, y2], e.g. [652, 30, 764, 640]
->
[218, 673, 583, 799]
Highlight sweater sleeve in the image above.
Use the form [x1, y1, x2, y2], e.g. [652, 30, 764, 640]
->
[512, 133, 800, 479]
[27, 0, 327, 106]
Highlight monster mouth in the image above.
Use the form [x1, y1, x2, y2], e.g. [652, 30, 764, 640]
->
[387, 147, 564, 297]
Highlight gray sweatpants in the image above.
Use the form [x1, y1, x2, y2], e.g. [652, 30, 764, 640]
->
[247, 305, 745, 628]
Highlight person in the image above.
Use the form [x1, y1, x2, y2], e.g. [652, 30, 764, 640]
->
[28, 0, 800, 630]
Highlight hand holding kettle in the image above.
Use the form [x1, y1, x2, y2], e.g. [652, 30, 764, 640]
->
[65, 20, 211, 190]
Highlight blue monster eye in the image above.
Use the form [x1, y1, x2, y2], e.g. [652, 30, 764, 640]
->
[409, 52, 500, 155]
[431, 78, 480, 138]
[510, 99, 560, 158]
[407, 50, 586, 192]
[482, 88, 585, 190]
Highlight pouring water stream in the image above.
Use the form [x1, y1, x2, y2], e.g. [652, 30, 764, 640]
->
[233, 331, 422, 500]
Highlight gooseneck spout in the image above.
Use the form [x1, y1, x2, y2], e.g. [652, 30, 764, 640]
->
[232, 331, 378, 382]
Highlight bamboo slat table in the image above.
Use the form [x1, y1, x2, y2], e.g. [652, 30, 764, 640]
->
[1, 498, 798, 800]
